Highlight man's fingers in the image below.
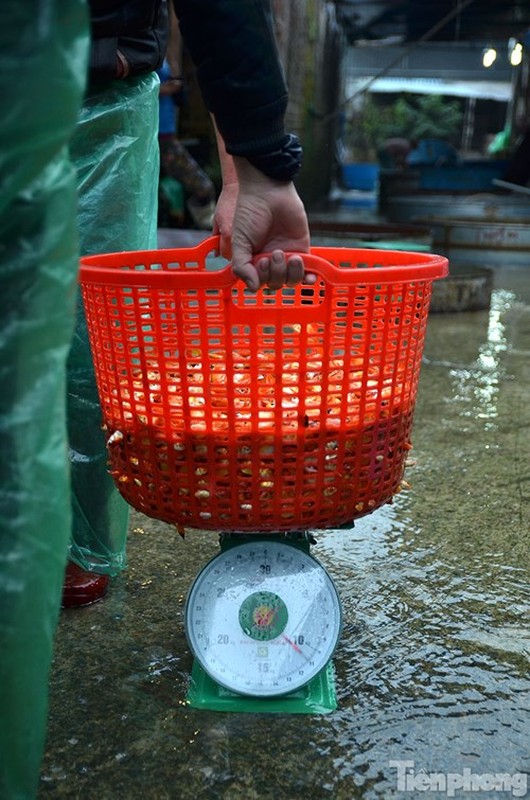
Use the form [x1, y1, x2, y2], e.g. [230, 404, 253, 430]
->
[285, 255, 304, 286]
[266, 250, 288, 290]
[232, 250, 313, 292]
[255, 256, 271, 287]
[302, 271, 318, 285]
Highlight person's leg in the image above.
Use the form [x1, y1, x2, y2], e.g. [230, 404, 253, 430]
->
[159, 135, 215, 229]
[0, 2, 88, 796]
[66, 74, 160, 591]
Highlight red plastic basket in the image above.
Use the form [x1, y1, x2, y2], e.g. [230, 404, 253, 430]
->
[79, 235, 448, 532]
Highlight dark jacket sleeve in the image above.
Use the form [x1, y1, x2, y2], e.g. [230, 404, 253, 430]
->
[172, 0, 289, 157]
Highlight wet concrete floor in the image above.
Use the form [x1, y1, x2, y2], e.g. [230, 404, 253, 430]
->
[40, 263, 529, 799]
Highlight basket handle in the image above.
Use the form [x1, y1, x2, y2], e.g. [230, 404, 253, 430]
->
[79, 235, 447, 289]
[195, 235, 329, 283]
[162, 235, 340, 288]
[204, 235, 349, 285]
[207, 235, 448, 287]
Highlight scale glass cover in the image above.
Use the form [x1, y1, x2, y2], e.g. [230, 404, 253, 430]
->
[185, 538, 342, 699]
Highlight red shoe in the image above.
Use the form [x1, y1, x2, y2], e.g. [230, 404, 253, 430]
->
[62, 562, 110, 608]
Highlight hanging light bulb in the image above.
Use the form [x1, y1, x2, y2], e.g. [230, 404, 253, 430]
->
[510, 42, 523, 66]
[482, 47, 497, 68]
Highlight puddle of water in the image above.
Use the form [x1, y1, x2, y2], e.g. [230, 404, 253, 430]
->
[304, 277, 530, 796]
[312, 496, 529, 796]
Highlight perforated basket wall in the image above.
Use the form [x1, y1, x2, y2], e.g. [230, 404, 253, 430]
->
[80, 236, 448, 532]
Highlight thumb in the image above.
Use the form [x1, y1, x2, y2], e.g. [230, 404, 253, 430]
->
[231, 239, 260, 292]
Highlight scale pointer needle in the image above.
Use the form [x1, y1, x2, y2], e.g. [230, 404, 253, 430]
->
[282, 634, 304, 655]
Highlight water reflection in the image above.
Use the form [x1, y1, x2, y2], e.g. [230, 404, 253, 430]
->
[423, 290, 516, 428]
[313, 493, 530, 796]
[450, 290, 515, 423]
[307, 274, 530, 795]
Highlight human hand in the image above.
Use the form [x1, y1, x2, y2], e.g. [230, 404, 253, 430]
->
[217, 158, 315, 292]
[213, 181, 238, 260]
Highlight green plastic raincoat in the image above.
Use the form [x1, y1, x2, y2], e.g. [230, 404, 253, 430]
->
[0, 2, 89, 797]
[67, 73, 160, 575]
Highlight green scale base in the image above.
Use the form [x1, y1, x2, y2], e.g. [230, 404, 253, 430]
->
[186, 660, 337, 714]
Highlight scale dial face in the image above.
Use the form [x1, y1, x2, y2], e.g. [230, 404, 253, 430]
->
[185, 540, 342, 697]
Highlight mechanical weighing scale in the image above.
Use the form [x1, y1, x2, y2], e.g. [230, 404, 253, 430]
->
[79, 236, 448, 714]
[184, 531, 342, 713]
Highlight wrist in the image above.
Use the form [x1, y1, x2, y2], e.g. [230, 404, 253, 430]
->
[233, 157, 291, 187]
[244, 134, 303, 183]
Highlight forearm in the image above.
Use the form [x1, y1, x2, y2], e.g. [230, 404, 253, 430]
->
[212, 115, 238, 186]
